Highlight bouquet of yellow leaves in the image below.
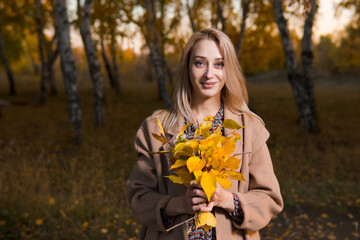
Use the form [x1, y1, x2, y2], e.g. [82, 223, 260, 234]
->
[150, 115, 246, 232]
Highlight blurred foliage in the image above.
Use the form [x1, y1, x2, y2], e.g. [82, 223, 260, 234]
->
[0, 0, 359, 77]
[314, 25, 360, 76]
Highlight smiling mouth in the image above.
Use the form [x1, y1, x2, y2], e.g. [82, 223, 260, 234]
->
[201, 81, 217, 88]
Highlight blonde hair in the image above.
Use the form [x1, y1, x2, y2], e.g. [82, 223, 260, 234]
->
[158, 28, 251, 131]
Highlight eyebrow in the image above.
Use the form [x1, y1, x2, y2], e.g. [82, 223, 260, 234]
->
[193, 56, 224, 61]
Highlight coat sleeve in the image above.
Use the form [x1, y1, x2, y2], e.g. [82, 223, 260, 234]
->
[126, 119, 173, 232]
[233, 120, 284, 231]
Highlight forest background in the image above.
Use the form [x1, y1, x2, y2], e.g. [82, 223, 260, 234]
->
[0, 0, 359, 239]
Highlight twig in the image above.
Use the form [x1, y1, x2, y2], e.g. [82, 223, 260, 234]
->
[232, 152, 252, 157]
[166, 215, 197, 232]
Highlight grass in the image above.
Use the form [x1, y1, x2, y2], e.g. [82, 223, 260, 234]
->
[0, 70, 359, 239]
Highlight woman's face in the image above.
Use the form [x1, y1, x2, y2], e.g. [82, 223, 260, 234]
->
[189, 39, 225, 104]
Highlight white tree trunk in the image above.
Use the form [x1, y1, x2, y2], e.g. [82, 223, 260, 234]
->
[54, 0, 82, 143]
[144, 0, 171, 108]
[274, 0, 319, 133]
[301, 0, 318, 119]
[78, 0, 104, 126]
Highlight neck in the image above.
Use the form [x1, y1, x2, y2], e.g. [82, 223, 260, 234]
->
[191, 96, 221, 123]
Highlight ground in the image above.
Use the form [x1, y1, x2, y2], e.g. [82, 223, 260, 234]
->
[0, 70, 359, 239]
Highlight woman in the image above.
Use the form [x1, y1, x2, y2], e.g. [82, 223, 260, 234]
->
[126, 28, 283, 240]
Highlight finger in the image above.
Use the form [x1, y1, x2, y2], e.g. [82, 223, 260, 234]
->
[188, 180, 202, 190]
[192, 196, 208, 205]
[199, 202, 214, 212]
[196, 202, 210, 212]
[194, 189, 207, 199]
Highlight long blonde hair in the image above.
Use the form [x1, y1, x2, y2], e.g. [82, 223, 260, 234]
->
[158, 28, 251, 131]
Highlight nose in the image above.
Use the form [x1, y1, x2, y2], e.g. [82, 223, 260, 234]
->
[204, 66, 214, 79]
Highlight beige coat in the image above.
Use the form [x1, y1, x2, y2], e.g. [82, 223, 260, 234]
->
[126, 107, 283, 240]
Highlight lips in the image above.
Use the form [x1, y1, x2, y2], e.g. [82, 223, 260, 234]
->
[201, 81, 217, 88]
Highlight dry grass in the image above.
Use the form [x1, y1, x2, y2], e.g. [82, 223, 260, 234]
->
[0, 70, 359, 239]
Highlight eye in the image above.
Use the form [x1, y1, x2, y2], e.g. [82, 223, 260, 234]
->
[194, 61, 205, 67]
[215, 62, 224, 68]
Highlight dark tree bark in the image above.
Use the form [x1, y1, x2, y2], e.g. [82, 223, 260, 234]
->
[0, 19, 16, 95]
[54, 0, 82, 143]
[144, 0, 172, 108]
[100, 38, 114, 88]
[47, 42, 59, 95]
[301, 0, 318, 119]
[216, 0, 226, 33]
[110, 38, 121, 95]
[274, 0, 319, 133]
[235, 0, 250, 59]
[186, 0, 196, 32]
[35, 0, 49, 104]
[78, 0, 104, 127]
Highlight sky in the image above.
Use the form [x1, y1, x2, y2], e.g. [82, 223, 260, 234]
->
[70, 0, 353, 50]
[314, 0, 353, 41]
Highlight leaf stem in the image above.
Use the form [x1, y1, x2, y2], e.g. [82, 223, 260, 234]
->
[166, 214, 198, 232]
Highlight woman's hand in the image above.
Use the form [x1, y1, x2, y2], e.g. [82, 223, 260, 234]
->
[199, 183, 234, 213]
[165, 181, 234, 216]
[183, 180, 208, 214]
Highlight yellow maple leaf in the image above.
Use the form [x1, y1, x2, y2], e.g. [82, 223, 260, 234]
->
[195, 211, 217, 232]
[193, 170, 203, 182]
[204, 115, 214, 121]
[220, 136, 230, 144]
[225, 157, 241, 170]
[232, 132, 241, 141]
[199, 138, 215, 151]
[194, 128, 199, 138]
[151, 133, 168, 143]
[166, 175, 185, 184]
[223, 170, 246, 181]
[187, 156, 206, 173]
[175, 168, 192, 186]
[173, 142, 194, 158]
[180, 122, 193, 134]
[200, 121, 212, 138]
[206, 131, 221, 145]
[216, 176, 232, 189]
[222, 138, 235, 156]
[200, 171, 217, 201]
[223, 119, 243, 130]
[169, 160, 187, 169]
[189, 140, 199, 151]
[211, 158, 220, 169]
[157, 118, 165, 137]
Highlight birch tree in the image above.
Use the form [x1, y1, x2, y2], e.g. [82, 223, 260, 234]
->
[92, 0, 121, 95]
[35, 0, 49, 103]
[235, 0, 251, 58]
[35, 0, 59, 100]
[216, 0, 226, 33]
[110, 36, 121, 95]
[54, 0, 82, 143]
[100, 38, 114, 89]
[274, 0, 319, 133]
[78, 0, 104, 126]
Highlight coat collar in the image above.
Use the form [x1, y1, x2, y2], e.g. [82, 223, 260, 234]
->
[165, 106, 243, 145]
